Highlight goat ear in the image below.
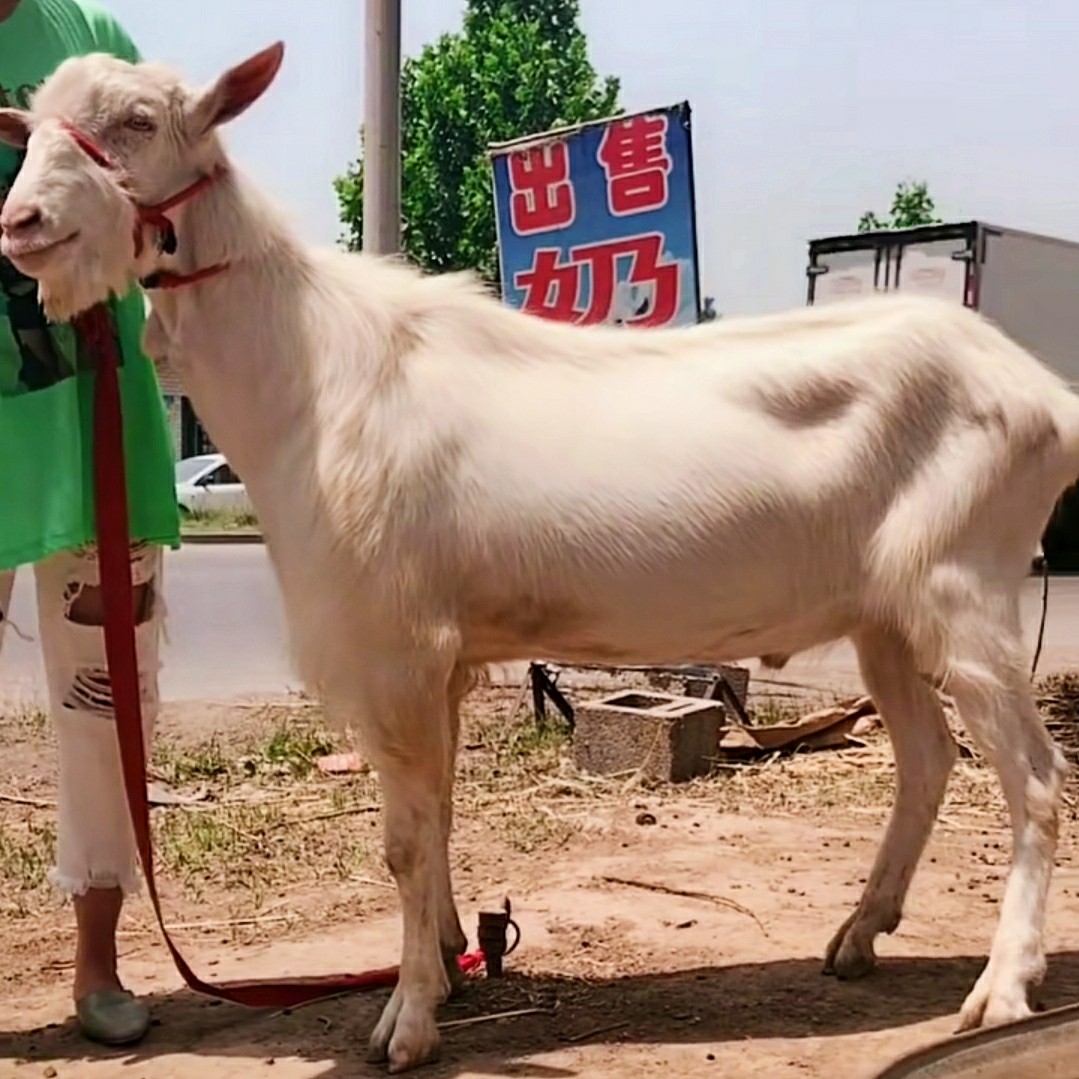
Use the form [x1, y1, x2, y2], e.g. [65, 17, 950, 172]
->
[0, 108, 31, 149]
[186, 41, 284, 138]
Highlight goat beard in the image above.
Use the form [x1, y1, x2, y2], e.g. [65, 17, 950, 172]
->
[37, 239, 137, 323]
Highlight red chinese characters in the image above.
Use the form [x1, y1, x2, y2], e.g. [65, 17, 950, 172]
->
[507, 142, 575, 236]
[510, 248, 580, 322]
[596, 114, 673, 217]
[513, 233, 680, 328]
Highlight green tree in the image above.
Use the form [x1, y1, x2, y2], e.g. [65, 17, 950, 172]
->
[335, 0, 620, 285]
[857, 180, 943, 233]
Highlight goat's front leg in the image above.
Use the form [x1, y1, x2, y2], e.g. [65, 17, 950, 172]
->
[368, 769, 449, 1071]
[436, 666, 472, 990]
[364, 673, 457, 1072]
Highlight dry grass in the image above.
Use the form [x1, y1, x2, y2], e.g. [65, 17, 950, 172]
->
[0, 817, 56, 917]
[0, 702, 50, 743]
[0, 691, 577, 924]
[1035, 671, 1079, 768]
[3, 674, 1075, 930]
[150, 711, 382, 906]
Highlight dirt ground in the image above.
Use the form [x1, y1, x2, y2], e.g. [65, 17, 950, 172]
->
[0, 680, 1077, 1079]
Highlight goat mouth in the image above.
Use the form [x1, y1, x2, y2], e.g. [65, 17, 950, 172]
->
[2, 231, 80, 267]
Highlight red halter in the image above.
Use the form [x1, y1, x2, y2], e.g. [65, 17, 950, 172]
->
[59, 120, 230, 290]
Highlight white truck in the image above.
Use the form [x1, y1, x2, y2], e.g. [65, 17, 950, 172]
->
[806, 221, 1079, 568]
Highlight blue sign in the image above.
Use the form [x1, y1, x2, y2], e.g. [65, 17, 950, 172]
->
[489, 102, 701, 328]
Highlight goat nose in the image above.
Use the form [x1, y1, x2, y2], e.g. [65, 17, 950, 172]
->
[0, 204, 43, 234]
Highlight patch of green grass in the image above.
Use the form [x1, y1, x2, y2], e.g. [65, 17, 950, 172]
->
[154, 713, 338, 789]
[180, 507, 259, 533]
[494, 716, 570, 764]
[155, 735, 232, 785]
[255, 720, 336, 779]
[157, 803, 282, 884]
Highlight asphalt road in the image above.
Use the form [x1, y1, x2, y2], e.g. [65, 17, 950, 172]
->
[0, 545, 1075, 704]
[0, 545, 297, 705]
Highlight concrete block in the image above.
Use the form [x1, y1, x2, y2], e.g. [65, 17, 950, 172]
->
[573, 691, 724, 782]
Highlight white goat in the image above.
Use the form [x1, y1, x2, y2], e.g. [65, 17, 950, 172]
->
[0, 43, 1074, 1073]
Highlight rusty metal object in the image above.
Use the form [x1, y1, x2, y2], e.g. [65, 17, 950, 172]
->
[871, 1003, 1079, 1078]
[476, 897, 521, 978]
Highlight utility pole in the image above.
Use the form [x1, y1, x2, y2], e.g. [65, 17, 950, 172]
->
[362, 0, 402, 255]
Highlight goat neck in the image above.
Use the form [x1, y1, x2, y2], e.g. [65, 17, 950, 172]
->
[144, 162, 314, 488]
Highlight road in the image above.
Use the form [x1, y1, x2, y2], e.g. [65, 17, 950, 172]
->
[0, 545, 297, 705]
[1, 545, 1078, 703]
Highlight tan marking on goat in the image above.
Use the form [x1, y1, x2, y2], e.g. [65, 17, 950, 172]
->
[758, 375, 861, 428]
[467, 595, 585, 642]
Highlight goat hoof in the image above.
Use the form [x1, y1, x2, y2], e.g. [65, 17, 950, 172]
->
[831, 947, 877, 980]
[822, 936, 843, 976]
[957, 973, 1033, 1032]
[823, 920, 877, 980]
[387, 1003, 441, 1074]
[367, 1036, 390, 1065]
[368, 987, 403, 1064]
[389, 1045, 441, 1075]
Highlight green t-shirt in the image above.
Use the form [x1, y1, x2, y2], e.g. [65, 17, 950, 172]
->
[0, 0, 180, 571]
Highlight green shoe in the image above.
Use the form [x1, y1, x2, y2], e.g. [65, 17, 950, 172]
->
[75, 989, 150, 1046]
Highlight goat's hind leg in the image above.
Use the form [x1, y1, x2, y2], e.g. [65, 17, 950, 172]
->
[943, 615, 1069, 1029]
[825, 626, 957, 978]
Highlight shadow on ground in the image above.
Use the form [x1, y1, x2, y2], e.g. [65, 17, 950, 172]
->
[4, 950, 1079, 1077]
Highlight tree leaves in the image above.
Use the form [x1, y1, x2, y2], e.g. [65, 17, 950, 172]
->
[334, 0, 620, 286]
[857, 180, 943, 233]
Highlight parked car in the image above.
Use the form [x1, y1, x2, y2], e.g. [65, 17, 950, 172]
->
[175, 453, 252, 515]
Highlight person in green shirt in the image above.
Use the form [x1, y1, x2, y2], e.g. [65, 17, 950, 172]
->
[0, 0, 180, 1047]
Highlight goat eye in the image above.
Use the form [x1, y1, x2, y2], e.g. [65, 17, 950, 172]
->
[124, 114, 156, 133]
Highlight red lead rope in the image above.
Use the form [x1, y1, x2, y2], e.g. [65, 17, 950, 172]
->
[77, 303, 484, 1006]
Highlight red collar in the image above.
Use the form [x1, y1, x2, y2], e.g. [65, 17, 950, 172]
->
[140, 262, 230, 291]
[60, 120, 230, 291]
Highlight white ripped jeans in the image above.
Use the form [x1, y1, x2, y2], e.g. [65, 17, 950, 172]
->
[0, 543, 163, 896]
